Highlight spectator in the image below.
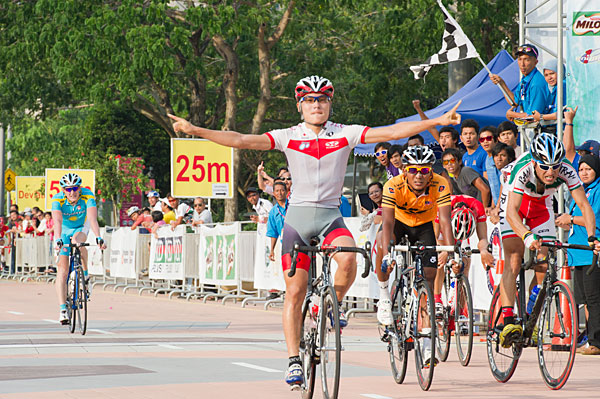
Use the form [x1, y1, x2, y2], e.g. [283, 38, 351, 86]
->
[533, 59, 566, 126]
[257, 163, 291, 195]
[488, 143, 517, 224]
[374, 142, 399, 179]
[442, 148, 491, 207]
[497, 120, 522, 157]
[561, 106, 600, 173]
[166, 193, 191, 228]
[10, 204, 19, 214]
[0, 216, 10, 247]
[191, 197, 213, 226]
[7, 210, 20, 233]
[360, 181, 383, 231]
[147, 191, 162, 212]
[37, 212, 54, 238]
[388, 145, 403, 173]
[128, 206, 153, 231]
[22, 211, 35, 237]
[267, 181, 288, 262]
[489, 43, 549, 120]
[151, 210, 166, 238]
[460, 119, 488, 177]
[555, 154, 600, 355]
[159, 198, 176, 225]
[407, 134, 425, 147]
[480, 126, 500, 206]
[245, 187, 272, 224]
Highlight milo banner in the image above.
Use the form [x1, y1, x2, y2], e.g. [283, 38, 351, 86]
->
[198, 223, 238, 285]
[109, 227, 137, 279]
[567, 1, 600, 143]
[253, 226, 285, 291]
[149, 225, 185, 280]
[87, 228, 105, 276]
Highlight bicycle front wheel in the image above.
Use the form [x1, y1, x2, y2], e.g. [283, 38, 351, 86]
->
[67, 273, 76, 334]
[455, 275, 473, 366]
[75, 267, 87, 335]
[388, 282, 408, 384]
[300, 297, 316, 399]
[537, 281, 577, 390]
[319, 286, 341, 399]
[486, 286, 520, 383]
[414, 281, 436, 391]
[436, 276, 451, 363]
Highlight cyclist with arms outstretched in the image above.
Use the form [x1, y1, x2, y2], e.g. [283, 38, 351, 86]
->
[499, 133, 600, 347]
[52, 173, 106, 324]
[169, 76, 461, 388]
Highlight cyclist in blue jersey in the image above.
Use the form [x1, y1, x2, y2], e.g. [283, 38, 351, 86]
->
[52, 173, 106, 324]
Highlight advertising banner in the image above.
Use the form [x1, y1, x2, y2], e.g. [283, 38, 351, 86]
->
[149, 225, 185, 280]
[567, 1, 600, 143]
[109, 228, 137, 279]
[86, 228, 105, 276]
[198, 223, 238, 285]
[45, 168, 95, 210]
[15, 176, 45, 211]
[253, 226, 285, 291]
[171, 139, 234, 198]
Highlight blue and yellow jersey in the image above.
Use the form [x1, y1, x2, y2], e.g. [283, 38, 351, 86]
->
[51, 187, 97, 229]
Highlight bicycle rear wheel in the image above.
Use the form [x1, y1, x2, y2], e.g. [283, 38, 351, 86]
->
[319, 285, 341, 399]
[388, 282, 408, 384]
[537, 281, 577, 390]
[455, 275, 473, 366]
[436, 276, 451, 363]
[486, 286, 520, 383]
[75, 267, 87, 335]
[67, 271, 76, 334]
[414, 281, 436, 391]
[300, 297, 316, 399]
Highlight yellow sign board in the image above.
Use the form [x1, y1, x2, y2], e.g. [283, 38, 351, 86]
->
[171, 139, 234, 198]
[45, 169, 96, 210]
[4, 168, 16, 192]
[16, 176, 46, 211]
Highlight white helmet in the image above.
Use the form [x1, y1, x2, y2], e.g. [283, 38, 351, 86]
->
[401, 145, 436, 165]
[295, 75, 334, 99]
[451, 206, 476, 241]
[59, 172, 82, 188]
[530, 133, 565, 165]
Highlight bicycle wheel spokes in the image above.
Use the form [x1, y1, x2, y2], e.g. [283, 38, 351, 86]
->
[436, 278, 451, 363]
[319, 286, 341, 399]
[455, 276, 474, 366]
[300, 299, 316, 399]
[486, 286, 519, 383]
[67, 273, 76, 334]
[76, 268, 88, 335]
[388, 287, 408, 384]
[537, 281, 577, 390]
[414, 282, 435, 391]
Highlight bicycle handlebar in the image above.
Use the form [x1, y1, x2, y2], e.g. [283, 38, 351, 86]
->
[59, 242, 92, 248]
[287, 241, 372, 279]
[523, 240, 598, 275]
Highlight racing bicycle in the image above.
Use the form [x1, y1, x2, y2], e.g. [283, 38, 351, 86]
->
[62, 242, 90, 335]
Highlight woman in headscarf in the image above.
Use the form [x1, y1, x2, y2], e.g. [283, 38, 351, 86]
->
[556, 154, 600, 355]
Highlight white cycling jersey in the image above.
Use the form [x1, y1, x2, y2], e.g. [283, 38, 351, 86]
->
[265, 122, 369, 208]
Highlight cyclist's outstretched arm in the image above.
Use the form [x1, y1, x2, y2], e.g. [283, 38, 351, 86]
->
[412, 100, 441, 143]
[364, 102, 461, 143]
[168, 114, 272, 150]
[52, 210, 63, 242]
[571, 186, 598, 239]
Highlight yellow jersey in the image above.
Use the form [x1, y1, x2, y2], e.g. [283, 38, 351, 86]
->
[382, 173, 451, 227]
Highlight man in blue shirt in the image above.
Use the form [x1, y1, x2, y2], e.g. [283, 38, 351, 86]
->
[489, 44, 549, 120]
[267, 180, 288, 262]
[460, 119, 488, 177]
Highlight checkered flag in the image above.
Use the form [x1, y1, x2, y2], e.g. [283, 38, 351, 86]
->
[410, 0, 479, 79]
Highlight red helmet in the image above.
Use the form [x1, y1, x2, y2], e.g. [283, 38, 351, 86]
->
[451, 206, 476, 241]
[295, 75, 334, 99]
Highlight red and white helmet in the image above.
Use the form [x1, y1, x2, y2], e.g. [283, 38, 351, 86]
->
[295, 75, 334, 99]
[451, 206, 476, 241]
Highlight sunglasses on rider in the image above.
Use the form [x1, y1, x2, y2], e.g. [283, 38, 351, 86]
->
[299, 95, 330, 104]
[537, 163, 561, 171]
[405, 166, 432, 175]
[442, 158, 456, 166]
[479, 136, 494, 143]
[64, 186, 80, 193]
[375, 150, 388, 157]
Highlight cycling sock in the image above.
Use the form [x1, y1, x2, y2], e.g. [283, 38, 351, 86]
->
[59, 304, 67, 311]
[434, 294, 442, 304]
[289, 356, 302, 367]
[502, 307, 515, 325]
[83, 270, 89, 278]
[378, 280, 391, 302]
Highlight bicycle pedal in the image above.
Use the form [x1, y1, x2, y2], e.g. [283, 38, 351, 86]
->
[289, 383, 301, 391]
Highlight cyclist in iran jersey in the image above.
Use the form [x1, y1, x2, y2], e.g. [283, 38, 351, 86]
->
[168, 75, 462, 389]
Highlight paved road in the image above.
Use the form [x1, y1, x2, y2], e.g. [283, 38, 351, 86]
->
[0, 279, 599, 398]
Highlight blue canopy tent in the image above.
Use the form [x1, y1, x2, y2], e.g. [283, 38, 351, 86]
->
[354, 50, 520, 156]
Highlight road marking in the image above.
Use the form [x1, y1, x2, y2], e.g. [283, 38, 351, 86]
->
[0, 341, 280, 349]
[88, 329, 115, 335]
[158, 344, 183, 350]
[42, 319, 60, 324]
[7, 311, 24, 315]
[232, 362, 281, 373]
[361, 395, 392, 399]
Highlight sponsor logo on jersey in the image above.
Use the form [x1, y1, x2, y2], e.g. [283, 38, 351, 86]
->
[299, 142, 310, 151]
[325, 131, 334, 137]
[324, 141, 340, 149]
[573, 12, 600, 36]
[579, 48, 600, 64]
[439, 185, 445, 192]
[388, 187, 395, 194]
[430, 256, 437, 263]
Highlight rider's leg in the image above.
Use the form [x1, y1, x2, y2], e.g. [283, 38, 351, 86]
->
[330, 235, 358, 302]
[72, 232, 88, 271]
[499, 237, 524, 312]
[55, 254, 69, 305]
[282, 268, 309, 358]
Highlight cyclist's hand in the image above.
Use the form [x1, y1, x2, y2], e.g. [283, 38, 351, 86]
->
[168, 113, 194, 135]
[438, 250, 449, 267]
[524, 232, 542, 251]
[481, 250, 495, 269]
[54, 239, 64, 250]
[450, 259, 460, 274]
[381, 254, 395, 274]
[96, 237, 107, 250]
[438, 101, 461, 126]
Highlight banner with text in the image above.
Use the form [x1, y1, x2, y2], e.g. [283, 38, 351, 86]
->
[171, 139, 234, 198]
[149, 225, 185, 280]
[45, 168, 96, 210]
[109, 228, 137, 279]
[253, 227, 285, 291]
[15, 176, 45, 211]
[198, 223, 238, 285]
